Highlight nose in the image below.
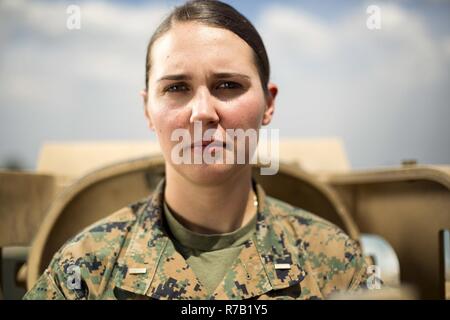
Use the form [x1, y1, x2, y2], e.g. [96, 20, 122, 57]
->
[189, 87, 219, 126]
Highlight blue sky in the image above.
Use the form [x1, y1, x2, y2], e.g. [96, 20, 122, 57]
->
[0, 0, 449, 170]
[112, 0, 450, 31]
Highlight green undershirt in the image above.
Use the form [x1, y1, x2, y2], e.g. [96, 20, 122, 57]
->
[163, 201, 257, 295]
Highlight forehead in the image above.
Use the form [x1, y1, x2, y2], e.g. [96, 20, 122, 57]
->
[149, 22, 257, 79]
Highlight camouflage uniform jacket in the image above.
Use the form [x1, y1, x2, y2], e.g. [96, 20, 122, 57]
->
[24, 179, 369, 300]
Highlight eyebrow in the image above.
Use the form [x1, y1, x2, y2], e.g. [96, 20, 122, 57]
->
[157, 72, 250, 82]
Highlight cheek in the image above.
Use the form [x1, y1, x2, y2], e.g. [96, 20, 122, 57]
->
[220, 93, 265, 129]
[151, 107, 191, 155]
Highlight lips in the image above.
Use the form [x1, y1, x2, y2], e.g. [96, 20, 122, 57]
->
[191, 139, 226, 149]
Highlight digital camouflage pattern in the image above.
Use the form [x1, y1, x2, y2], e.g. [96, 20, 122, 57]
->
[24, 179, 370, 300]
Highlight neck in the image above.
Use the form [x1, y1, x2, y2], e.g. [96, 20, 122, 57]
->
[164, 165, 256, 234]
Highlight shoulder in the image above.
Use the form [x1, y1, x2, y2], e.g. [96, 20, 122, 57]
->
[26, 198, 148, 299]
[266, 195, 350, 242]
[266, 196, 368, 293]
[64, 199, 144, 248]
[58, 202, 139, 262]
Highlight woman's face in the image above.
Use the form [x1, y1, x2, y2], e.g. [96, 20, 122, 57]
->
[143, 22, 277, 185]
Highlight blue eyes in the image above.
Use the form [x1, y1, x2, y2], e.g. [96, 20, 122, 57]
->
[164, 81, 242, 93]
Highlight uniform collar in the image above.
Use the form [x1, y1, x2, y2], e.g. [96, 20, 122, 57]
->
[113, 178, 306, 299]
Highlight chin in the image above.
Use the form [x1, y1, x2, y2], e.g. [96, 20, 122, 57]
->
[173, 162, 247, 186]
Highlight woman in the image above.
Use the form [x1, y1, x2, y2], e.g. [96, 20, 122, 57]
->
[24, 0, 369, 300]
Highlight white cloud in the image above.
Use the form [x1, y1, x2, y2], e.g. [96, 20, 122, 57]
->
[444, 37, 450, 57]
[256, 3, 450, 167]
[0, 0, 169, 168]
[0, 1, 448, 169]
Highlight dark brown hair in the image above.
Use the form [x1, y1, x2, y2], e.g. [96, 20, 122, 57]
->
[145, 0, 270, 96]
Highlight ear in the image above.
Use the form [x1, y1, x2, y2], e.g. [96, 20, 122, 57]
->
[262, 82, 278, 126]
[140, 89, 155, 131]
